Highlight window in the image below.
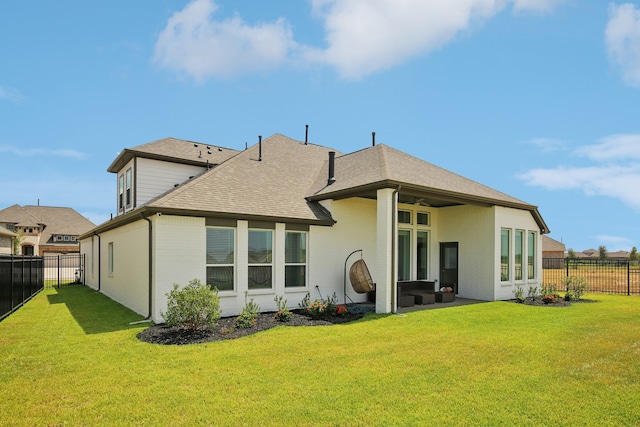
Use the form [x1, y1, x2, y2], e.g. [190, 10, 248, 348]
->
[118, 174, 124, 212]
[206, 228, 235, 291]
[501, 229, 510, 281]
[398, 210, 411, 224]
[417, 231, 429, 280]
[248, 230, 273, 290]
[108, 242, 114, 274]
[285, 231, 307, 288]
[515, 230, 524, 281]
[125, 168, 132, 207]
[397, 230, 411, 281]
[528, 231, 536, 279]
[64, 235, 70, 241]
[56, 235, 63, 242]
[397, 210, 431, 281]
[417, 212, 429, 226]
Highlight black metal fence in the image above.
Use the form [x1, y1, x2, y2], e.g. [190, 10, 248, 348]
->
[543, 258, 640, 295]
[43, 254, 85, 288]
[0, 255, 44, 321]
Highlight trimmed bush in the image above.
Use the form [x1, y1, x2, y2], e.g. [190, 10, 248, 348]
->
[162, 279, 221, 330]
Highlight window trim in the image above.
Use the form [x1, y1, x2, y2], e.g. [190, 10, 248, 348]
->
[500, 228, 510, 282]
[206, 226, 236, 292]
[125, 168, 132, 208]
[118, 174, 124, 212]
[515, 229, 524, 281]
[528, 231, 536, 280]
[107, 242, 114, 275]
[284, 230, 308, 288]
[397, 208, 431, 281]
[248, 229, 274, 291]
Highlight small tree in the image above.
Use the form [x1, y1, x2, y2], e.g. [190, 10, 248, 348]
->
[598, 245, 608, 261]
[12, 231, 24, 255]
[567, 248, 576, 259]
[162, 279, 221, 330]
[630, 247, 639, 262]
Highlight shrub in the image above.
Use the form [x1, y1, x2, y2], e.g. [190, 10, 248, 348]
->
[564, 276, 588, 300]
[298, 292, 342, 319]
[513, 286, 525, 303]
[527, 286, 539, 300]
[236, 297, 261, 329]
[161, 279, 221, 330]
[274, 295, 292, 322]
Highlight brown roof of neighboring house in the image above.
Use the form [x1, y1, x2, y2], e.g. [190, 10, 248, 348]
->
[542, 235, 566, 252]
[107, 137, 241, 173]
[0, 204, 96, 243]
[0, 227, 17, 238]
[82, 133, 549, 236]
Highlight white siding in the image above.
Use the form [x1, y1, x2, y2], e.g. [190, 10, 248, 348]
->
[136, 158, 205, 207]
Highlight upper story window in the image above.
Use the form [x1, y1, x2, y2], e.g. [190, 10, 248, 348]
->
[417, 212, 429, 226]
[118, 174, 124, 212]
[398, 210, 411, 224]
[125, 168, 132, 207]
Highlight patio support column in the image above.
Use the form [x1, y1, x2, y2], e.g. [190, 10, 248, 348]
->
[376, 188, 396, 313]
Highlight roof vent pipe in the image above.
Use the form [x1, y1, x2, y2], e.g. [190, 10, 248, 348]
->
[372, 132, 376, 146]
[258, 135, 262, 161]
[328, 151, 336, 185]
[305, 124, 309, 145]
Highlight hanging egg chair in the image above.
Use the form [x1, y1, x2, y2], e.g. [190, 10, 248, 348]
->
[349, 259, 375, 293]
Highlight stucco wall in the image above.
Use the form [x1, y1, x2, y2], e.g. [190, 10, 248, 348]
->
[80, 219, 150, 318]
[311, 198, 378, 306]
[438, 205, 496, 300]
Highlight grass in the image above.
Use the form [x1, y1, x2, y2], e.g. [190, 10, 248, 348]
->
[1, 287, 639, 426]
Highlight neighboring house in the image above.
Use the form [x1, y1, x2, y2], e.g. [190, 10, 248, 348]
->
[0, 205, 96, 256]
[542, 235, 565, 269]
[79, 134, 549, 322]
[0, 226, 17, 255]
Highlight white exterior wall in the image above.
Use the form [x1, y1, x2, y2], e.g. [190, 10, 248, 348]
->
[136, 158, 205, 207]
[152, 215, 205, 323]
[494, 206, 543, 300]
[310, 198, 378, 306]
[438, 205, 496, 300]
[81, 219, 150, 317]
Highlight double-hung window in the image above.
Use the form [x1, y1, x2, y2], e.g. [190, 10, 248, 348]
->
[206, 227, 235, 291]
[285, 231, 307, 288]
[248, 229, 273, 290]
[118, 175, 124, 212]
[125, 168, 132, 208]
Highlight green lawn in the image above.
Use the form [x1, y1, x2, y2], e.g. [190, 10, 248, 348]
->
[1, 287, 639, 426]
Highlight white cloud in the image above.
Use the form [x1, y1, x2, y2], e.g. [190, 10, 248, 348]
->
[153, 0, 297, 81]
[518, 134, 640, 210]
[0, 85, 25, 102]
[154, 0, 566, 81]
[605, 3, 640, 87]
[577, 133, 640, 161]
[0, 145, 88, 160]
[528, 137, 569, 152]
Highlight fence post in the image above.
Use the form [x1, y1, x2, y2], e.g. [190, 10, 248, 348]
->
[57, 255, 60, 289]
[628, 261, 631, 296]
[565, 258, 569, 291]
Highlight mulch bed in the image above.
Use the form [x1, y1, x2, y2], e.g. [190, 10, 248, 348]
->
[513, 297, 598, 307]
[137, 310, 364, 345]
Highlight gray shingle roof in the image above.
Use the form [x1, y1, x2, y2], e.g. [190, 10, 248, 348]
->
[107, 137, 240, 173]
[147, 134, 340, 223]
[309, 144, 531, 208]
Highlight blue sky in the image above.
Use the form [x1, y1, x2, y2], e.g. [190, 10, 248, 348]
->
[1, 0, 639, 252]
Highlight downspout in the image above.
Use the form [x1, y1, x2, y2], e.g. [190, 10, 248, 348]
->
[128, 214, 154, 325]
[391, 185, 401, 314]
[96, 233, 101, 291]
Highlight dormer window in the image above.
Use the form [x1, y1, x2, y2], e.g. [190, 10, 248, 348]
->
[118, 174, 124, 212]
[125, 168, 132, 207]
